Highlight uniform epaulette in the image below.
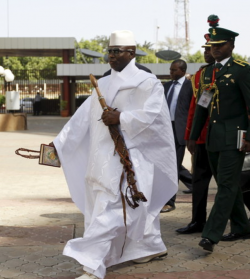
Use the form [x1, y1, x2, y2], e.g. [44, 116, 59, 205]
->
[199, 64, 207, 70]
[199, 62, 213, 70]
[233, 59, 249, 67]
[191, 73, 197, 95]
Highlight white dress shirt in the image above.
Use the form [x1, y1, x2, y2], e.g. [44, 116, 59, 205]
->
[215, 57, 231, 69]
[167, 75, 185, 121]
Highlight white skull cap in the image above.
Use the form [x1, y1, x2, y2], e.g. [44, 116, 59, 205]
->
[109, 30, 136, 46]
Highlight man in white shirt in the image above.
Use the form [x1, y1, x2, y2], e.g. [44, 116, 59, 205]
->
[52, 30, 178, 279]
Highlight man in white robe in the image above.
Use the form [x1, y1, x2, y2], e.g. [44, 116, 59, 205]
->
[53, 30, 178, 279]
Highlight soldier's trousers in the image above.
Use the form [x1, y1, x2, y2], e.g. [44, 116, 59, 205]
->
[202, 149, 250, 243]
[191, 144, 213, 224]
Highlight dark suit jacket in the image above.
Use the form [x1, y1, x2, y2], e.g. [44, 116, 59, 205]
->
[190, 57, 250, 152]
[164, 78, 193, 145]
[103, 63, 151, 77]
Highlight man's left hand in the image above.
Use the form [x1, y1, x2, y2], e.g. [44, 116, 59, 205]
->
[101, 106, 120, 126]
[240, 140, 250, 152]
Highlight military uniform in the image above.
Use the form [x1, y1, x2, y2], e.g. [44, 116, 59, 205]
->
[184, 64, 213, 227]
[176, 35, 216, 235]
[190, 56, 250, 243]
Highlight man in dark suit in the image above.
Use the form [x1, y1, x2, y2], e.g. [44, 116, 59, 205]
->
[161, 59, 193, 213]
[189, 15, 250, 252]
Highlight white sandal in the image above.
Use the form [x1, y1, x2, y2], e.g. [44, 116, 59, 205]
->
[75, 271, 99, 279]
[133, 250, 168, 264]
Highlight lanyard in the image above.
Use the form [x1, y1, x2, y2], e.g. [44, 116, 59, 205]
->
[206, 68, 216, 91]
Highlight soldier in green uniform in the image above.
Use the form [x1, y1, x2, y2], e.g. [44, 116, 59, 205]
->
[188, 15, 250, 252]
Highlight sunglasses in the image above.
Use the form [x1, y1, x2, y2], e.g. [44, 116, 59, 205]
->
[107, 48, 133, 55]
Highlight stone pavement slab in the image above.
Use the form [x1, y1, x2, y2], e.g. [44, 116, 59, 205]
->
[0, 225, 74, 246]
[0, 116, 249, 279]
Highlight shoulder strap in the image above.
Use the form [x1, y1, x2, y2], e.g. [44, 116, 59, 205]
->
[233, 59, 249, 67]
[15, 148, 40, 159]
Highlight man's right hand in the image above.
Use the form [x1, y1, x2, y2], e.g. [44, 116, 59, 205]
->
[101, 107, 120, 126]
[187, 140, 196, 155]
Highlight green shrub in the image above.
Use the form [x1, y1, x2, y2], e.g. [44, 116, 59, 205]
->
[60, 100, 67, 110]
[0, 95, 5, 107]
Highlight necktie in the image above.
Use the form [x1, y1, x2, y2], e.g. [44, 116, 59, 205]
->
[215, 62, 223, 71]
[167, 81, 178, 108]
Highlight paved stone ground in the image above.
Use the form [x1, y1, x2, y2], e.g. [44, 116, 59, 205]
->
[0, 115, 250, 279]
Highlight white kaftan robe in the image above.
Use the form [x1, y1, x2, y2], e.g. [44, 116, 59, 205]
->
[53, 59, 178, 279]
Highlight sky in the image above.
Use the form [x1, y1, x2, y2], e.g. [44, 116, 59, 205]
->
[0, 0, 250, 58]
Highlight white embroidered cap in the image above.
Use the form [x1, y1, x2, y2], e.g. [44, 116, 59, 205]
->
[109, 30, 136, 46]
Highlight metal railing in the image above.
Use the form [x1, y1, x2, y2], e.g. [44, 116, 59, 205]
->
[0, 70, 61, 115]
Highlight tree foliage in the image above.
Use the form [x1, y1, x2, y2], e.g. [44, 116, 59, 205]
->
[76, 38, 107, 64]
[0, 57, 23, 71]
[0, 35, 249, 77]
[135, 47, 168, 63]
[137, 41, 154, 51]
[93, 35, 109, 50]
[185, 50, 205, 63]
[232, 53, 248, 61]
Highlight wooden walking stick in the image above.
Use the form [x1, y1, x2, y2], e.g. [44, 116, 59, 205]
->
[89, 74, 147, 209]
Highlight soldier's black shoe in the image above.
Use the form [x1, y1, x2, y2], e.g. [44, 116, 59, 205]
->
[176, 222, 204, 234]
[182, 189, 193, 194]
[199, 238, 215, 252]
[221, 232, 250, 241]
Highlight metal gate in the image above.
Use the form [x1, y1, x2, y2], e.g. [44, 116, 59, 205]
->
[0, 69, 61, 115]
